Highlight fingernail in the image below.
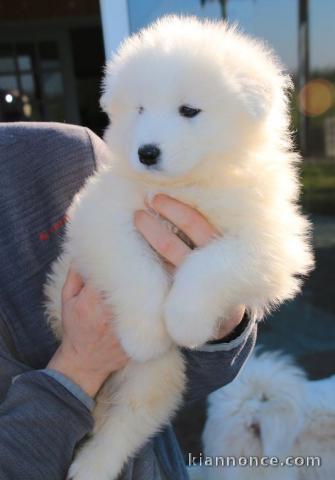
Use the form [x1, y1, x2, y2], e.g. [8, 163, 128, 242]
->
[144, 192, 155, 209]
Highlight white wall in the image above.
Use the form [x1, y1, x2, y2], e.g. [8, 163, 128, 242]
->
[99, 0, 130, 60]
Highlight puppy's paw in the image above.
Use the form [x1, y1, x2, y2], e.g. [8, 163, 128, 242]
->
[119, 321, 172, 362]
[69, 448, 119, 480]
[164, 287, 220, 348]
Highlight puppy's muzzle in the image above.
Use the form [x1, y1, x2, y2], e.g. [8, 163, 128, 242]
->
[138, 144, 161, 166]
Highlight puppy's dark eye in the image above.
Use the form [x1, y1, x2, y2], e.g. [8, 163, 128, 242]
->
[138, 106, 144, 114]
[179, 105, 202, 118]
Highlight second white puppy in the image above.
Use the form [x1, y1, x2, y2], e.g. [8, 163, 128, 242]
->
[44, 16, 313, 480]
[202, 351, 335, 480]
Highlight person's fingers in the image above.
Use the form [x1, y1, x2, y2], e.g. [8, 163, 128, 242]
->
[76, 282, 116, 329]
[134, 210, 191, 267]
[78, 279, 101, 306]
[62, 266, 85, 301]
[150, 194, 219, 247]
[162, 258, 176, 275]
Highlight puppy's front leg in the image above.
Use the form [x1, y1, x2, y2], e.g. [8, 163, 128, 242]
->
[164, 236, 258, 348]
[98, 215, 173, 362]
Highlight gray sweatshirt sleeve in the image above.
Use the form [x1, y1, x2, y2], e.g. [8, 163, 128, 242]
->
[181, 315, 257, 404]
[0, 317, 256, 479]
[41, 368, 95, 411]
[0, 344, 93, 480]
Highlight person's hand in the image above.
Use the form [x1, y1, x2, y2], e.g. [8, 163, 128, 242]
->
[48, 267, 129, 397]
[134, 194, 245, 341]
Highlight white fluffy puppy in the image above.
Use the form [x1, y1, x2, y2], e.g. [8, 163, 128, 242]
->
[44, 16, 313, 480]
[202, 351, 335, 480]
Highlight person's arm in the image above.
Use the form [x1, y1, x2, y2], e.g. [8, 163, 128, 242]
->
[180, 312, 257, 404]
[0, 270, 129, 480]
[0, 356, 93, 480]
[0, 320, 94, 480]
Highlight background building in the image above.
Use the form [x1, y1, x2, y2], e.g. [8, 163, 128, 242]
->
[0, 0, 106, 134]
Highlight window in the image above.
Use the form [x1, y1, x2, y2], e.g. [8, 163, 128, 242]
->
[0, 40, 65, 122]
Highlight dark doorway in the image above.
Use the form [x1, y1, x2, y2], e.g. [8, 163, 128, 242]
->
[70, 26, 107, 136]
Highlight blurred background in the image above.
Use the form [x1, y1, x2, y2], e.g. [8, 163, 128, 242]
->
[0, 0, 334, 459]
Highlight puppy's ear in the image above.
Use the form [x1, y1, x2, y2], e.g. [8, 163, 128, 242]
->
[239, 73, 291, 121]
[241, 83, 272, 120]
[236, 75, 274, 120]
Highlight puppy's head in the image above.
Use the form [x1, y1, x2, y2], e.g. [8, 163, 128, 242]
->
[101, 16, 291, 182]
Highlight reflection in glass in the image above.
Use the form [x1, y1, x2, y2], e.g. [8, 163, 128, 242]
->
[0, 44, 15, 73]
[39, 42, 60, 70]
[0, 75, 18, 91]
[21, 73, 35, 95]
[43, 72, 63, 98]
[18, 55, 31, 71]
[17, 44, 35, 71]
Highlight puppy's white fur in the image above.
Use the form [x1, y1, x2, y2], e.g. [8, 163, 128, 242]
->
[44, 16, 313, 480]
[202, 351, 335, 479]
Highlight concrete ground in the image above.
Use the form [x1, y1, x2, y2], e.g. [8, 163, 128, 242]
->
[174, 214, 335, 457]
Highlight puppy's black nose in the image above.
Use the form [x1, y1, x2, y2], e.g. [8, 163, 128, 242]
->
[138, 144, 160, 166]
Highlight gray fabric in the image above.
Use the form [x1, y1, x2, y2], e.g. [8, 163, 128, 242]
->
[0, 122, 257, 480]
[41, 368, 95, 411]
